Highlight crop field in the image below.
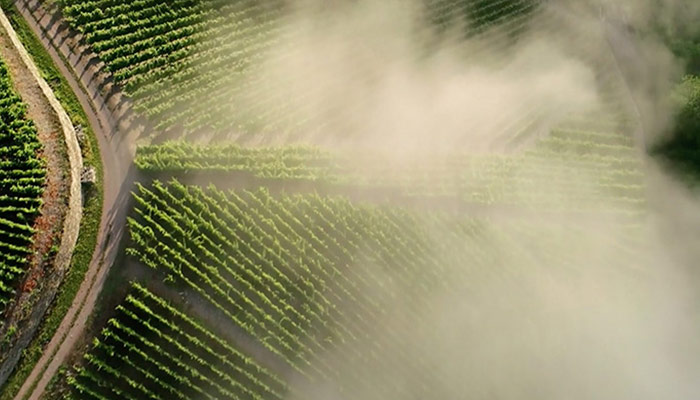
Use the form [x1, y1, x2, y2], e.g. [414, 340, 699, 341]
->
[59, 0, 633, 154]
[60, 0, 547, 138]
[71, 180, 647, 399]
[43, 0, 658, 398]
[5, 0, 690, 398]
[69, 283, 288, 400]
[135, 131, 646, 214]
[0, 57, 45, 315]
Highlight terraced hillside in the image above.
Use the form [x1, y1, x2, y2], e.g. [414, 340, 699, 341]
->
[0, 58, 45, 315]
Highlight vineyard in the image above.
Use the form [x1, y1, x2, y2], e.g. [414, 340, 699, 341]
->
[69, 283, 288, 400]
[0, 57, 45, 315]
[135, 142, 342, 182]
[59, 0, 546, 138]
[135, 131, 646, 214]
[70, 180, 649, 399]
[0, 0, 665, 398]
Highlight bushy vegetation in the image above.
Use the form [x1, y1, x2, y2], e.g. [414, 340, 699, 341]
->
[658, 75, 700, 180]
[670, 38, 700, 76]
[675, 76, 700, 142]
[0, 57, 45, 315]
[651, 18, 700, 181]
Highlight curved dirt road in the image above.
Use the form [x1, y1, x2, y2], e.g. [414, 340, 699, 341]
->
[11, 0, 145, 398]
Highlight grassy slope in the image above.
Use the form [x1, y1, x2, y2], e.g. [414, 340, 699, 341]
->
[0, 4, 104, 399]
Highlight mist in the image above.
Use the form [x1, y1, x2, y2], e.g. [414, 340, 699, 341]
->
[186, 0, 700, 398]
[223, 0, 607, 155]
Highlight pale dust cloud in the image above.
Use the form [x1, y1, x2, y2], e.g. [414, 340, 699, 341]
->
[188, 0, 700, 398]
[228, 0, 602, 156]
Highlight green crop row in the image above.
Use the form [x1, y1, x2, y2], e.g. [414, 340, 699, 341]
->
[134, 140, 646, 213]
[122, 181, 469, 389]
[69, 180, 651, 398]
[57, 0, 543, 139]
[68, 283, 286, 400]
[0, 55, 46, 315]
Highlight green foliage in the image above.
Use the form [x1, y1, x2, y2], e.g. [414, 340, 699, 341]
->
[58, 0, 284, 137]
[466, 0, 537, 28]
[649, 5, 700, 182]
[135, 136, 646, 214]
[59, 0, 543, 139]
[424, 0, 539, 33]
[674, 76, 700, 140]
[69, 180, 648, 398]
[69, 283, 287, 400]
[135, 141, 341, 182]
[0, 1, 14, 12]
[656, 76, 700, 179]
[670, 39, 700, 76]
[0, 54, 46, 315]
[123, 181, 446, 378]
[37, 1, 650, 397]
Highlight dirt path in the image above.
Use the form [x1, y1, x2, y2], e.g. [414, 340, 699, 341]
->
[0, 4, 82, 387]
[9, 0, 145, 398]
